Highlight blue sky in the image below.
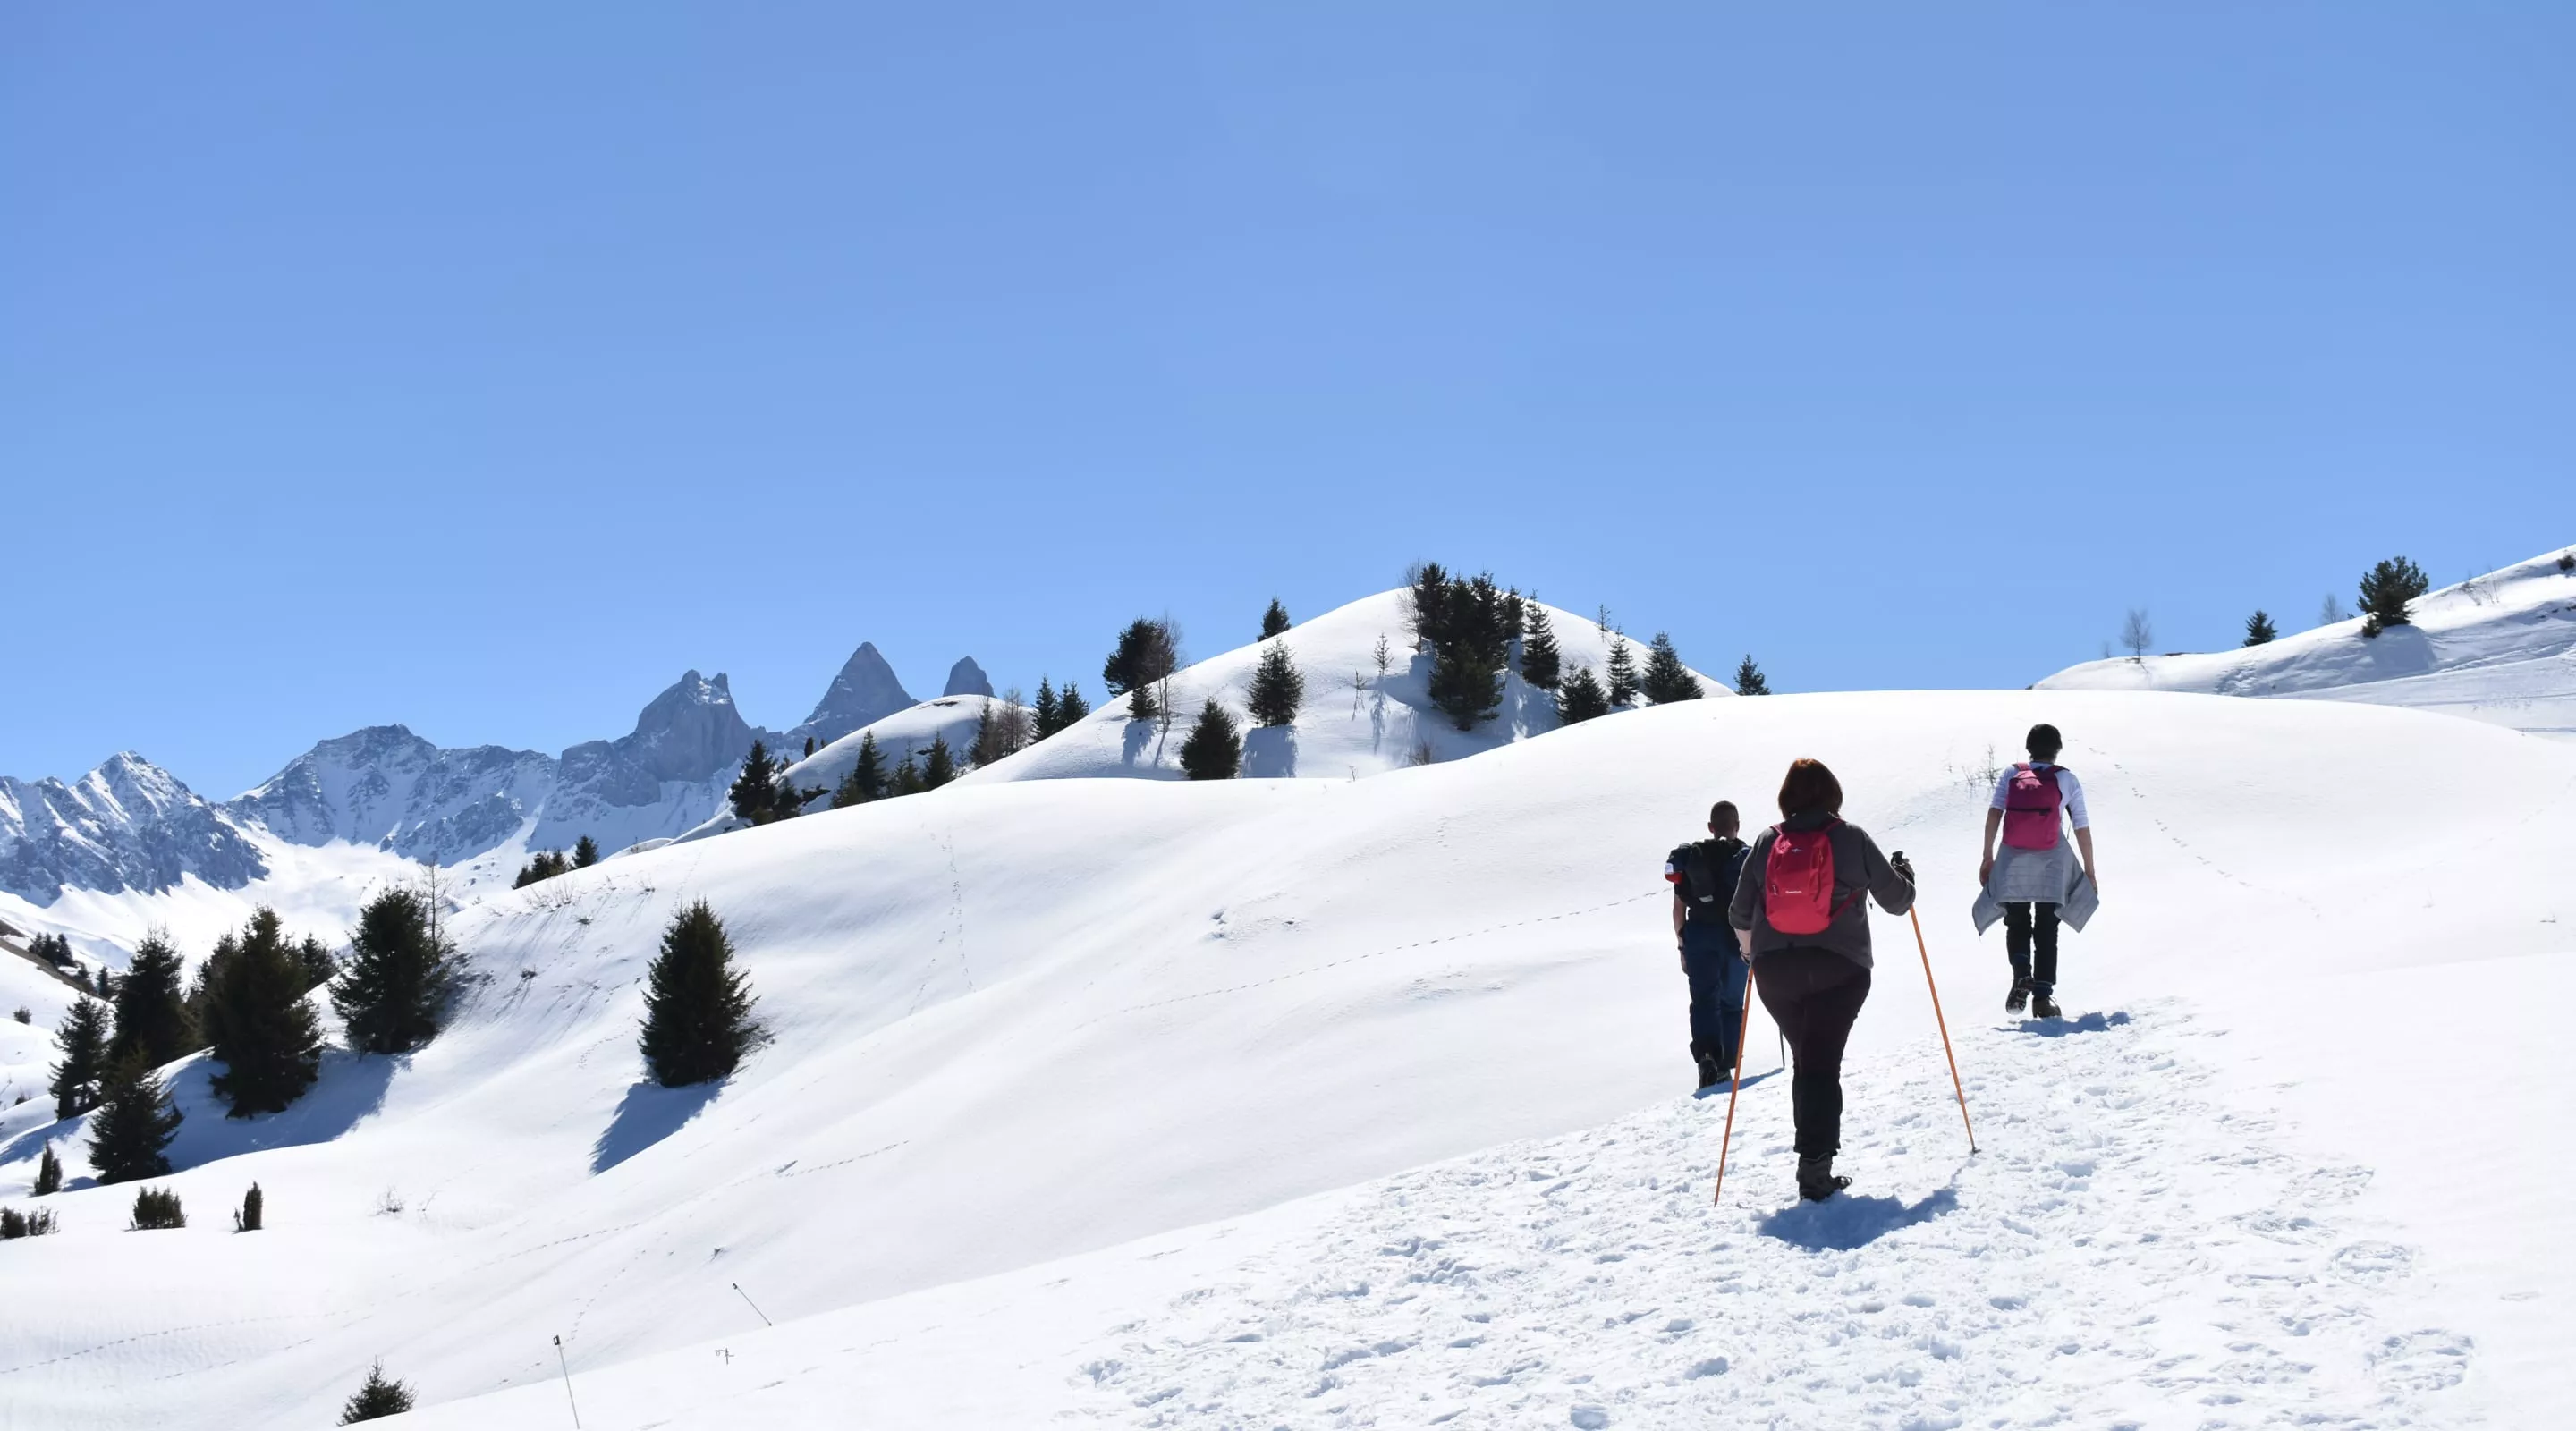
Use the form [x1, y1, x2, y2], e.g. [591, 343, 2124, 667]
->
[5, 3, 2569, 796]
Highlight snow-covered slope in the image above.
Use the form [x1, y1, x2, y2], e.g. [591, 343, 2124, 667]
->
[0, 754, 268, 906]
[970, 589, 1719, 785]
[669, 694, 1012, 843]
[0, 690, 2568, 1427]
[2039, 546, 2576, 738]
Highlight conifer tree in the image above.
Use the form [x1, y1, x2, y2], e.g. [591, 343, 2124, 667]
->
[1178, 699, 1242, 779]
[727, 741, 783, 823]
[922, 735, 958, 789]
[108, 933, 192, 1070]
[49, 995, 109, 1120]
[1605, 634, 1639, 707]
[1733, 654, 1771, 696]
[767, 768, 822, 823]
[513, 851, 572, 888]
[333, 889, 457, 1056]
[87, 1055, 181, 1184]
[1555, 665, 1611, 724]
[1247, 641, 1305, 727]
[1428, 572, 1509, 730]
[294, 934, 337, 992]
[1500, 588, 1525, 640]
[206, 908, 324, 1117]
[1103, 618, 1180, 722]
[33, 1143, 61, 1196]
[2358, 556, 2429, 637]
[831, 732, 886, 808]
[339, 1364, 415, 1424]
[235, 1181, 264, 1232]
[182, 932, 240, 1038]
[1260, 598, 1292, 639]
[2243, 610, 2278, 646]
[638, 901, 761, 1088]
[127, 1185, 185, 1230]
[969, 697, 1032, 767]
[891, 752, 925, 796]
[572, 835, 601, 868]
[1404, 562, 1452, 650]
[1640, 632, 1703, 703]
[1033, 677, 1060, 736]
[803, 736, 817, 758]
[1055, 681, 1090, 726]
[1518, 601, 1562, 690]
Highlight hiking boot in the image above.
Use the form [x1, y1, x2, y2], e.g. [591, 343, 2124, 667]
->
[2005, 979, 2031, 1016]
[1694, 1054, 1723, 1091]
[1796, 1155, 1851, 1202]
[2029, 992, 2063, 1020]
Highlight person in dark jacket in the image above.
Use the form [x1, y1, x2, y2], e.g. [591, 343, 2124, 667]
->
[1666, 800, 1751, 1091]
[1727, 758, 1916, 1201]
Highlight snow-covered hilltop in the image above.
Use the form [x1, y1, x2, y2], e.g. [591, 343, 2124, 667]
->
[2038, 545, 2576, 738]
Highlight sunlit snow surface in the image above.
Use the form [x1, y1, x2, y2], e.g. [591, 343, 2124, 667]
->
[0, 690, 2567, 1427]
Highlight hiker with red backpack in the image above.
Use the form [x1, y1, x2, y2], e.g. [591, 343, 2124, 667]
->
[1667, 800, 1753, 1092]
[1727, 758, 1917, 1202]
[1973, 723, 2101, 1020]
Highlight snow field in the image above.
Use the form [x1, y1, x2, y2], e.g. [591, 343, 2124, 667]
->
[0, 690, 2567, 1426]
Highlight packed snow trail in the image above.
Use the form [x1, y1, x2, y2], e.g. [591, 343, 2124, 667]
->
[406, 1003, 2472, 1429]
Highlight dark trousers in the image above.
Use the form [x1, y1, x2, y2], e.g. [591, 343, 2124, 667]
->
[1682, 937, 1750, 1071]
[2004, 902, 2061, 995]
[1752, 948, 1872, 1157]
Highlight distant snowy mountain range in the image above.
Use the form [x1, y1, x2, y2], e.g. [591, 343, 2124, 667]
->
[0, 641, 945, 910]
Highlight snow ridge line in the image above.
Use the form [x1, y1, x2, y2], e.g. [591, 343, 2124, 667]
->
[1071, 890, 1665, 1031]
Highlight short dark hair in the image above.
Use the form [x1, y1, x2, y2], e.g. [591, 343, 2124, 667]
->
[1776, 758, 1843, 818]
[2026, 723, 2063, 760]
[1708, 800, 1739, 833]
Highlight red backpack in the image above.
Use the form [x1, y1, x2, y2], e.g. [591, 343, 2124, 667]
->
[2002, 763, 2067, 851]
[1763, 820, 1852, 936]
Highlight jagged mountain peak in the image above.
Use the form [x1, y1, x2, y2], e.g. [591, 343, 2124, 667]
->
[788, 644, 915, 749]
[943, 656, 995, 699]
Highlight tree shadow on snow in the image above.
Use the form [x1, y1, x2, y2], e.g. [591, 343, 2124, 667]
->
[1120, 719, 1156, 768]
[1757, 1186, 1959, 1251]
[3, 1049, 400, 1179]
[2013, 1010, 2131, 1037]
[591, 1079, 724, 1173]
[1242, 726, 1298, 777]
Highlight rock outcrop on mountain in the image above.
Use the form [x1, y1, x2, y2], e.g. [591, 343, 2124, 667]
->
[0, 754, 268, 905]
[941, 656, 995, 699]
[782, 643, 914, 750]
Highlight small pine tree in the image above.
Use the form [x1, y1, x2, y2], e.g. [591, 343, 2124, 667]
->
[1247, 641, 1305, 727]
[1733, 654, 1771, 696]
[32, 1144, 62, 1197]
[1404, 562, 1452, 650]
[2559, 550, 2575, 574]
[49, 995, 109, 1121]
[89, 1056, 181, 1184]
[294, 935, 336, 992]
[921, 735, 958, 788]
[1102, 618, 1180, 722]
[2358, 556, 2429, 636]
[802, 736, 817, 758]
[205, 908, 324, 1117]
[0, 1207, 57, 1239]
[183, 932, 240, 1037]
[1260, 597, 1292, 639]
[1032, 677, 1061, 737]
[727, 741, 783, 824]
[2243, 610, 2278, 646]
[513, 851, 571, 888]
[638, 901, 761, 1088]
[108, 932, 193, 1071]
[333, 888, 457, 1056]
[1178, 699, 1242, 779]
[339, 1364, 415, 1424]
[572, 835, 601, 868]
[831, 732, 887, 808]
[1055, 681, 1090, 726]
[1639, 632, 1702, 703]
[1518, 602, 1562, 690]
[1555, 665, 1611, 724]
[891, 752, 925, 796]
[1604, 635, 1639, 707]
[127, 1185, 186, 1230]
[766, 770, 822, 823]
[234, 1181, 263, 1232]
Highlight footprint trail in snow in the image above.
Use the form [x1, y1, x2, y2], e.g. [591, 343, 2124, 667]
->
[1070, 1004, 2468, 1428]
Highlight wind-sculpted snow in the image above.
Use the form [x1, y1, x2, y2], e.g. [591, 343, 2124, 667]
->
[2041, 545, 2576, 739]
[0, 754, 267, 905]
[0, 690, 2567, 1426]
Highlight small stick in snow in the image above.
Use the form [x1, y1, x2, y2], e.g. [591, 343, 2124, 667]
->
[554, 1334, 581, 1428]
[733, 1282, 774, 1327]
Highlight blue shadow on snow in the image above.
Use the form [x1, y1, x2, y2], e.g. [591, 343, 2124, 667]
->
[1692, 1067, 1781, 1101]
[2014, 1010, 2131, 1038]
[591, 1079, 724, 1173]
[1758, 1186, 1959, 1251]
[2, 1048, 397, 1180]
[1241, 726, 1298, 778]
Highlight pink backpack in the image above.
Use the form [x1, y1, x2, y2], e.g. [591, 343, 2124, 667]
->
[1764, 820, 1851, 936]
[2002, 763, 2066, 851]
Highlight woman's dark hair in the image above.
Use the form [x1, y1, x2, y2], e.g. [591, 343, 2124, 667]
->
[1776, 758, 1843, 818]
[2026, 723, 2063, 760]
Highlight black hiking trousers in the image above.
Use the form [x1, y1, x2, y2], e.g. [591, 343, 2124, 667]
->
[2004, 902, 2061, 995]
[1752, 948, 1873, 1159]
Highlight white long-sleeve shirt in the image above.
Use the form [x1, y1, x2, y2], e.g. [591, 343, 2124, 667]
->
[1989, 763, 2089, 830]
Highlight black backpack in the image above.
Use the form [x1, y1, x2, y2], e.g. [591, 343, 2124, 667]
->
[1672, 837, 1747, 923]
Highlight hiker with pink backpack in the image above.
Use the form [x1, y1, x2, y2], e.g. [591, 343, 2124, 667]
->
[1726, 758, 1917, 1202]
[1972, 723, 2101, 1020]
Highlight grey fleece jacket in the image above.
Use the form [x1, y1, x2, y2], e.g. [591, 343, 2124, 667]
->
[1727, 812, 1917, 970]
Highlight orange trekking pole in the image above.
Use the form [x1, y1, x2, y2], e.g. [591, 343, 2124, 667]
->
[1710, 961, 1759, 1207]
[1909, 905, 1978, 1154]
